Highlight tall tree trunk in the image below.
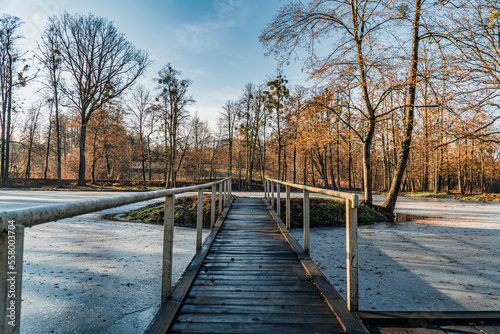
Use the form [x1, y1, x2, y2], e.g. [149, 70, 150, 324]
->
[362, 121, 375, 204]
[77, 123, 88, 186]
[336, 129, 341, 191]
[229, 136, 233, 176]
[3, 54, 13, 187]
[383, 0, 422, 212]
[458, 144, 464, 195]
[44, 106, 53, 180]
[480, 147, 486, 194]
[329, 143, 337, 190]
[293, 146, 297, 184]
[54, 84, 62, 187]
[303, 149, 307, 185]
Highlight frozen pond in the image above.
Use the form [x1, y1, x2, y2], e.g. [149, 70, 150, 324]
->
[1, 191, 207, 334]
[292, 198, 500, 311]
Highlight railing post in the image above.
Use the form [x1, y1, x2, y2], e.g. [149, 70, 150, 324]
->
[229, 177, 232, 199]
[161, 194, 174, 303]
[264, 180, 267, 200]
[346, 198, 359, 311]
[286, 185, 291, 230]
[303, 189, 310, 255]
[271, 181, 274, 208]
[223, 181, 227, 206]
[1, 222, 25, 334]
[277, 183, 281, 217]
[196, 189, 203, 252]
[218, 182, 223, 214]
[211, 184, 216, 229]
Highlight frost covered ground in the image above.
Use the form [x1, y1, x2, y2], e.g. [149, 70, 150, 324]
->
[292, 197, 500, 311]
[1, 191, 206, 334]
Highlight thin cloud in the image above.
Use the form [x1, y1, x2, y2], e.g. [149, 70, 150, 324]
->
[172, 0, 250, 54]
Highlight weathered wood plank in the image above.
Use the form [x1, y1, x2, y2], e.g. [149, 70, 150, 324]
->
[175, 312, 339, 324]
[179, 304, 333, 315]
[169, 321, 343, 334]
[193, 278, 312, 286]
[183, 296, 329, 306]
[475, 323, 500, 334]
[189, 285, 318, 293]
[438, 323, 482, 333]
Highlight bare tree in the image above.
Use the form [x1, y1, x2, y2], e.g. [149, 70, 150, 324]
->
[128, 85, 152, 181]
[219, 100, 239, 177]
[23, 101, 42, 181]
[263, 75, 289, 182]
[47, 12, 150, 185]
[35, 24, 64, 186]
[0, 14, 27, 186]
[155, 64, 194, 187]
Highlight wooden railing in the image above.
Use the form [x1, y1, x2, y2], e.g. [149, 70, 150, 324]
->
[264, 177, 359, 311]
[0, 177, 232, 334]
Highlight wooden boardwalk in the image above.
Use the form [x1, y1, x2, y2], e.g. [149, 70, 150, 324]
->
[164, 197, 362, 333]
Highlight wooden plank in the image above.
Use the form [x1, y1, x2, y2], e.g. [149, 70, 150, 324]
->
[193, 278, 312, 286]
[475, 323, 500, 334]
[190, 284, 319, 293]
[179, 304, 333, 315]
[174, 312, 339, 324]
[405, 324, 445, 334]
[368, 326, 409, 334]
[169, 321, 343, 334]
[185, 291, 327, 299]
[438, 323, 482, 333]
[183, 296, 328, 306]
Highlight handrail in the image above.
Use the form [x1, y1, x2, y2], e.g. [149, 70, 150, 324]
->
[265, 177, 359, 208]
[264, 177, 359, 312]
[0, 178, 231, 232]
[0, 177, 232, 334]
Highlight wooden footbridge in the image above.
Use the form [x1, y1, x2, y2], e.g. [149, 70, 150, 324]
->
[147, 196, 368, 334]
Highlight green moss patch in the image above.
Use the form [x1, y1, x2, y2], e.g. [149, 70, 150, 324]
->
[278, 197, 389, 228]
[123, 195, 221, 227]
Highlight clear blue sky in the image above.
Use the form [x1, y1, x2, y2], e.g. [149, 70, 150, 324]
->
[1, 0, 307, 126]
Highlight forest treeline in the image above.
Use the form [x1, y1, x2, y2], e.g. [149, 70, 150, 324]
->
[1, 1, 500, 213]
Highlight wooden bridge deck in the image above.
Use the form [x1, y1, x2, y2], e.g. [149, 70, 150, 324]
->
[168, 197, 347, 333]
[145, 197, 369, 334]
